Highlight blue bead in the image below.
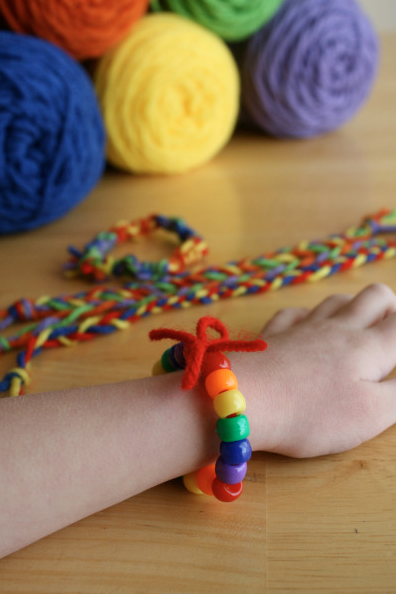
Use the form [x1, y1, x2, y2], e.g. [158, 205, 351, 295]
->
[220, 439, 252, 465]
[167, 346, 178, 369]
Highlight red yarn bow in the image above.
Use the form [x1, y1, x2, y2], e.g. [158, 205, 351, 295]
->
[149, 316, 267, 390]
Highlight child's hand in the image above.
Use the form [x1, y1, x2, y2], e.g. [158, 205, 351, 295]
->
[238, 283, 396, 458]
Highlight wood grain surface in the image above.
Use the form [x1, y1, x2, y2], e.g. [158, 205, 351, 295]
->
[0, 34, 395, 594]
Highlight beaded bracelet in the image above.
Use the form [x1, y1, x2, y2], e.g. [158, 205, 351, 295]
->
[149, 316, 267, 502]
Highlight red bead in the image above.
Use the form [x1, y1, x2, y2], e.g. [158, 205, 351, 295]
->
[201, 352, 231, 380]
[212, 478, 244, 502]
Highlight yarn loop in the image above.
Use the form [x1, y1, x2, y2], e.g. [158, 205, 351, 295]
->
[149, 316, 267, 390]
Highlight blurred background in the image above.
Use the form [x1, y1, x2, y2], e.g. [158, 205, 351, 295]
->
[360, 0, 396, 31]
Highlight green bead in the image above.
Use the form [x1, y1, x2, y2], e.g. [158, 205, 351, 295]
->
[217, 415, 250, 443]
[161, 348, 176, 372]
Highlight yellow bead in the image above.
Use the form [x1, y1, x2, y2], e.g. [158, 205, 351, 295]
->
[213, 389, 246, 419]
[183, 472, 204, 495]
[152, 359, 166, 376]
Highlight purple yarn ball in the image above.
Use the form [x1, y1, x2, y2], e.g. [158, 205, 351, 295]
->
[241, 0, 379, 138]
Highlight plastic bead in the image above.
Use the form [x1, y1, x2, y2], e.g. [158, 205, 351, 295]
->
[183, 472, 204, 495]
[220, 439, 252, 465]
[152, 359, 165, 376]
[196, 464, 216, 496]
[213, 389, 246, 418]
[205, 369, 238, 399]
[173, 342, 186, 369]
[167, 345, 181, 370]
[161, 348, 177, 372]
[201, 352, 231, 380]
[215, 457, 247, 484]
[212, 478, 244, 502]
[217, 414, 250, 442]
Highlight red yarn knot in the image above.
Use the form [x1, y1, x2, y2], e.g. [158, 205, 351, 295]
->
[149, 316, 267, 390]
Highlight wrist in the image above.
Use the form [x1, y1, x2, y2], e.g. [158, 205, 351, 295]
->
[228, 350, 282, 453]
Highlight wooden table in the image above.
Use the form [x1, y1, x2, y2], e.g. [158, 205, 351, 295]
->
[1, 34, 395, 594]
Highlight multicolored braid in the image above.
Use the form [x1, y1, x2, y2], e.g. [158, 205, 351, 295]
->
[1, 210, 396, 397]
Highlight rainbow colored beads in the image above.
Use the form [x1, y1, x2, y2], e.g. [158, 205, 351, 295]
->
[198, 354, 252, 501]
[154, 343, 252, 502]
[149, 315, 267, 502]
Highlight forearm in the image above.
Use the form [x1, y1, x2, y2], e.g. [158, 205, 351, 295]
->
[0, 361, 266, 558]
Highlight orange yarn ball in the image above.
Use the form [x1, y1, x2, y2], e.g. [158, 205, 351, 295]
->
[0, 0, 150, 60]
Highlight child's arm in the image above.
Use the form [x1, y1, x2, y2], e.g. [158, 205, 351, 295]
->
[0, 371, 220, 559]
[1, 283, 396, 558]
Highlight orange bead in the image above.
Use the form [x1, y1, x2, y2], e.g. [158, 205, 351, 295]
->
[196, 464, 216, 496]
[205, 369, 238, 399]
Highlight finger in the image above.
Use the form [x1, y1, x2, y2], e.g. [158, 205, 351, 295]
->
[334, 283, 396, 329]
[261, 307, 310, 337]
[307, 294, 353, 321]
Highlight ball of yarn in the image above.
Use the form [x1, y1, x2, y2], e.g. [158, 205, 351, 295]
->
[241, 0, 379, 138]
[0, 32, 106, 234]
[94, 14, 240, 175]
[150, 0, 285, 42]
[0, 0, 150, 60]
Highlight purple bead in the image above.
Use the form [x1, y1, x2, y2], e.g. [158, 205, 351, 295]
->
[220, 439, 252, 465]
[173, 342, 186, 369]
[168, 344, 184, 370]
[215, 457, 247, 485]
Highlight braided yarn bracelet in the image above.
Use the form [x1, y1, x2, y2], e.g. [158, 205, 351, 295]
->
[149, 316, 267, 502]
[1, 209, 395, 397]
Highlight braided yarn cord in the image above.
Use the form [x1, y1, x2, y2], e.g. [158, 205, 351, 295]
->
[1, 210, 395, 397]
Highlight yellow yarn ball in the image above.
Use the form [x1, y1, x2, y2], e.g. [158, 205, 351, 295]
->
[94, 13, 240, 175]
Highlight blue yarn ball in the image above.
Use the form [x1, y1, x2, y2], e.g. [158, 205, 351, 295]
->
[0, 32, 106, 234]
